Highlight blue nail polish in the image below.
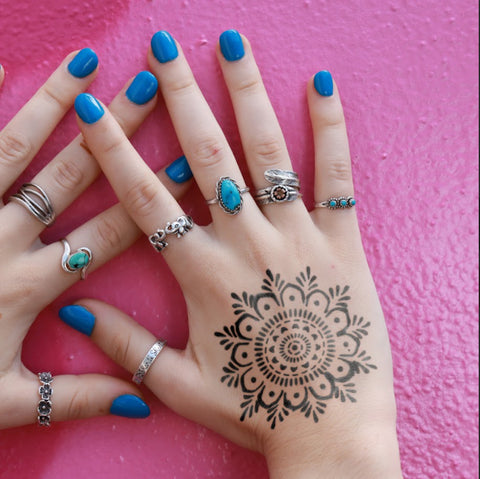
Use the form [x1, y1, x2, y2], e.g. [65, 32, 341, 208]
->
[314, 70, 333, 97]
[74, 93, 104, 124]
[126, 71, 159, 105]
[166, 155, 193, 183]
[68, 48, 98, 78]
[219, 30, 245, 62]
[59, 305, 95, 336]
[151, 31, 178, 63]
[110, 395, 150, 418]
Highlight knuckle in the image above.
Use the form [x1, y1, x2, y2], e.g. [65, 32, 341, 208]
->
[93, 215, 125, 256]
[0, 131, 32, 167]
[317, 109, 345, 129]
[325, 158, 352, 182]
[191, 137, 226, 169]
[250, 135, 284, 166]
[41, 84, 72, 111]
[234, 77, 262, 96]
[164, 76, 196, 96]
[50, 158, 85, 193]
[66, 385, 89, 421]
[124, 178, 159, 218]
[111, 331, 133, 367]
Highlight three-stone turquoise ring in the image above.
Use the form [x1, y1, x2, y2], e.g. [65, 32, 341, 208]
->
[206, 177, 250, 215]
[315, 196, 356, 210]
[61, 239, 92, 280]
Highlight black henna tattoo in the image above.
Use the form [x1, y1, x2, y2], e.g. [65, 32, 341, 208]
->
[214, 268, 377, 429]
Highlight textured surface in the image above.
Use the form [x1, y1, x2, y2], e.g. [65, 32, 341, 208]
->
[0, 0, 478, 478]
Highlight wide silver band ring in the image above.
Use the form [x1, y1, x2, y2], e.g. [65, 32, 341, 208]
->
[149, 215, 194, 252]
[61, 239, 92, 280]
[254, 169, 301, 205]
[315, 196, 356, 209]
[10, 183, 55, 226]
[37, 372, 53, 427]
[133, 339, 167, 385]
[205, 177, 249, 215]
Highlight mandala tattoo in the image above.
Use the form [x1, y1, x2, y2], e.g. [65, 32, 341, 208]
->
[214, 268, 377, 429]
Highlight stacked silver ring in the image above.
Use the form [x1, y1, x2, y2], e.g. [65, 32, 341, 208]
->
[10, 183, 55, 226]
[133, 339, 167, 384]
[37, 372, 53, 427]
[149, 215, 194, 252]
[254, 169, 301, 205]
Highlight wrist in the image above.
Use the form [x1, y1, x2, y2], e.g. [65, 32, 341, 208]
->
[264, 425, 403, 479]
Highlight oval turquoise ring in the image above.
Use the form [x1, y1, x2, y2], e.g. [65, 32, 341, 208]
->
[61, 239, 92, 280]
[206, 176, 250, 215]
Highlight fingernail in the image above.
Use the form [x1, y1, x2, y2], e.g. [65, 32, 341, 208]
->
[126, 71, 159, 105]
[68, 48, 98, 78]
[151, 31, 178, 63]
[74, 93, 104, 124]
[110, 395, 150, 418]
[59, 305, 95, 336]
[314, 70, 333, 97]
[219, 30, 245, 62]
[166, 155, 193, 183]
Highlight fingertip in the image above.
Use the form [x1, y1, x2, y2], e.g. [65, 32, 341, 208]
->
[74, 92, 105, 124]
[125, 70, 159, 106]
[67, 47, 99, 79]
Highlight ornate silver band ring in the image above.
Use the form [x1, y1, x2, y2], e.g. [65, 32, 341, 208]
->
[205, 177, 249, 215]
[315, 196, 356, 209]
[254, 169, 301, 205]
[132, 339, 167, 385]
[10, 183, 55, 226]
[61, 239, 92, 280]
[149, 215, 194, 252]
[37, 372, 53, 427]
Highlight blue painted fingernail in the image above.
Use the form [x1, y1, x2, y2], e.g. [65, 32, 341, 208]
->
[59, 305, 96, 336]
[219, 30, 245, 62]
[110, 395, 150, 418]
[74, 93, 104, 124]
[151, 31, 178, 63]
[314, 70, 333, 97]
[166, 155, 193, 183]
[68, 48, 98, 78]
[126, 71, 158, 105]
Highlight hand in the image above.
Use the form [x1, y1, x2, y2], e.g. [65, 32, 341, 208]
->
[67, 31, 403, 478]
[0, 51, 191, 429]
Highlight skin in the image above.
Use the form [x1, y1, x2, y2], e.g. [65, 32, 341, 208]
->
[0, 34, 403, 478]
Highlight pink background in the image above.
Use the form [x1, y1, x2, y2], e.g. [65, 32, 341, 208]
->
[0, 0, 478, 477]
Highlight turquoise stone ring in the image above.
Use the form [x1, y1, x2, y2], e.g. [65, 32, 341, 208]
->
[206, 177, 250, 215]
[61, 239, 92, 280]
[315, 196, 356, 210]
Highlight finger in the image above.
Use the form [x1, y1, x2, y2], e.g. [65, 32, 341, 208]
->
[25, 157, 194, 308]
[0, 49, 98, 196]
[307, 71, 358, 234]
[58, 300, 203, 419]
[217, 31, 309, 225]
[148, 31, 263, 227]
[4, 70, 159, 247]
[2, 370, 149, 429]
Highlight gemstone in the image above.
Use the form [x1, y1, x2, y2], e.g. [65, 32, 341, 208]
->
[349, 198, 356, 206]
[218, 177, 242, 214]
[68, 251, 90, 270]
[329, 200, 337, 208]
[272, 185, 288, 202]
[340, 199, 348, 207]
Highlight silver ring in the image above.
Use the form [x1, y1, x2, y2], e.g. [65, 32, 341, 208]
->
[37, 372, 53, 427]
[133, 339, 167, 384]
[315, 196, 356, 209]
[149, 215, 194, 252]
[61, 239, 92, 280]
[206, 177, 249, 215]
[10, 183, 55, 226]
[254, 169, 301, 205]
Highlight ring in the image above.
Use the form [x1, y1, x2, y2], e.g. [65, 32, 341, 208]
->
[61, 239, 92, 280]
[132, 339, 167, 384]
[205, 177, 249, 215]
[149, 215, 194, 252]
[315, 196, 356, 209]
[10, 183, 55, 226]
[37, 372, 53, 427]
[254, 169, 302, 205]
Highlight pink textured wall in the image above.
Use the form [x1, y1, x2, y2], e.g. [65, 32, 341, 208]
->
[0, 0, 478, 478]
